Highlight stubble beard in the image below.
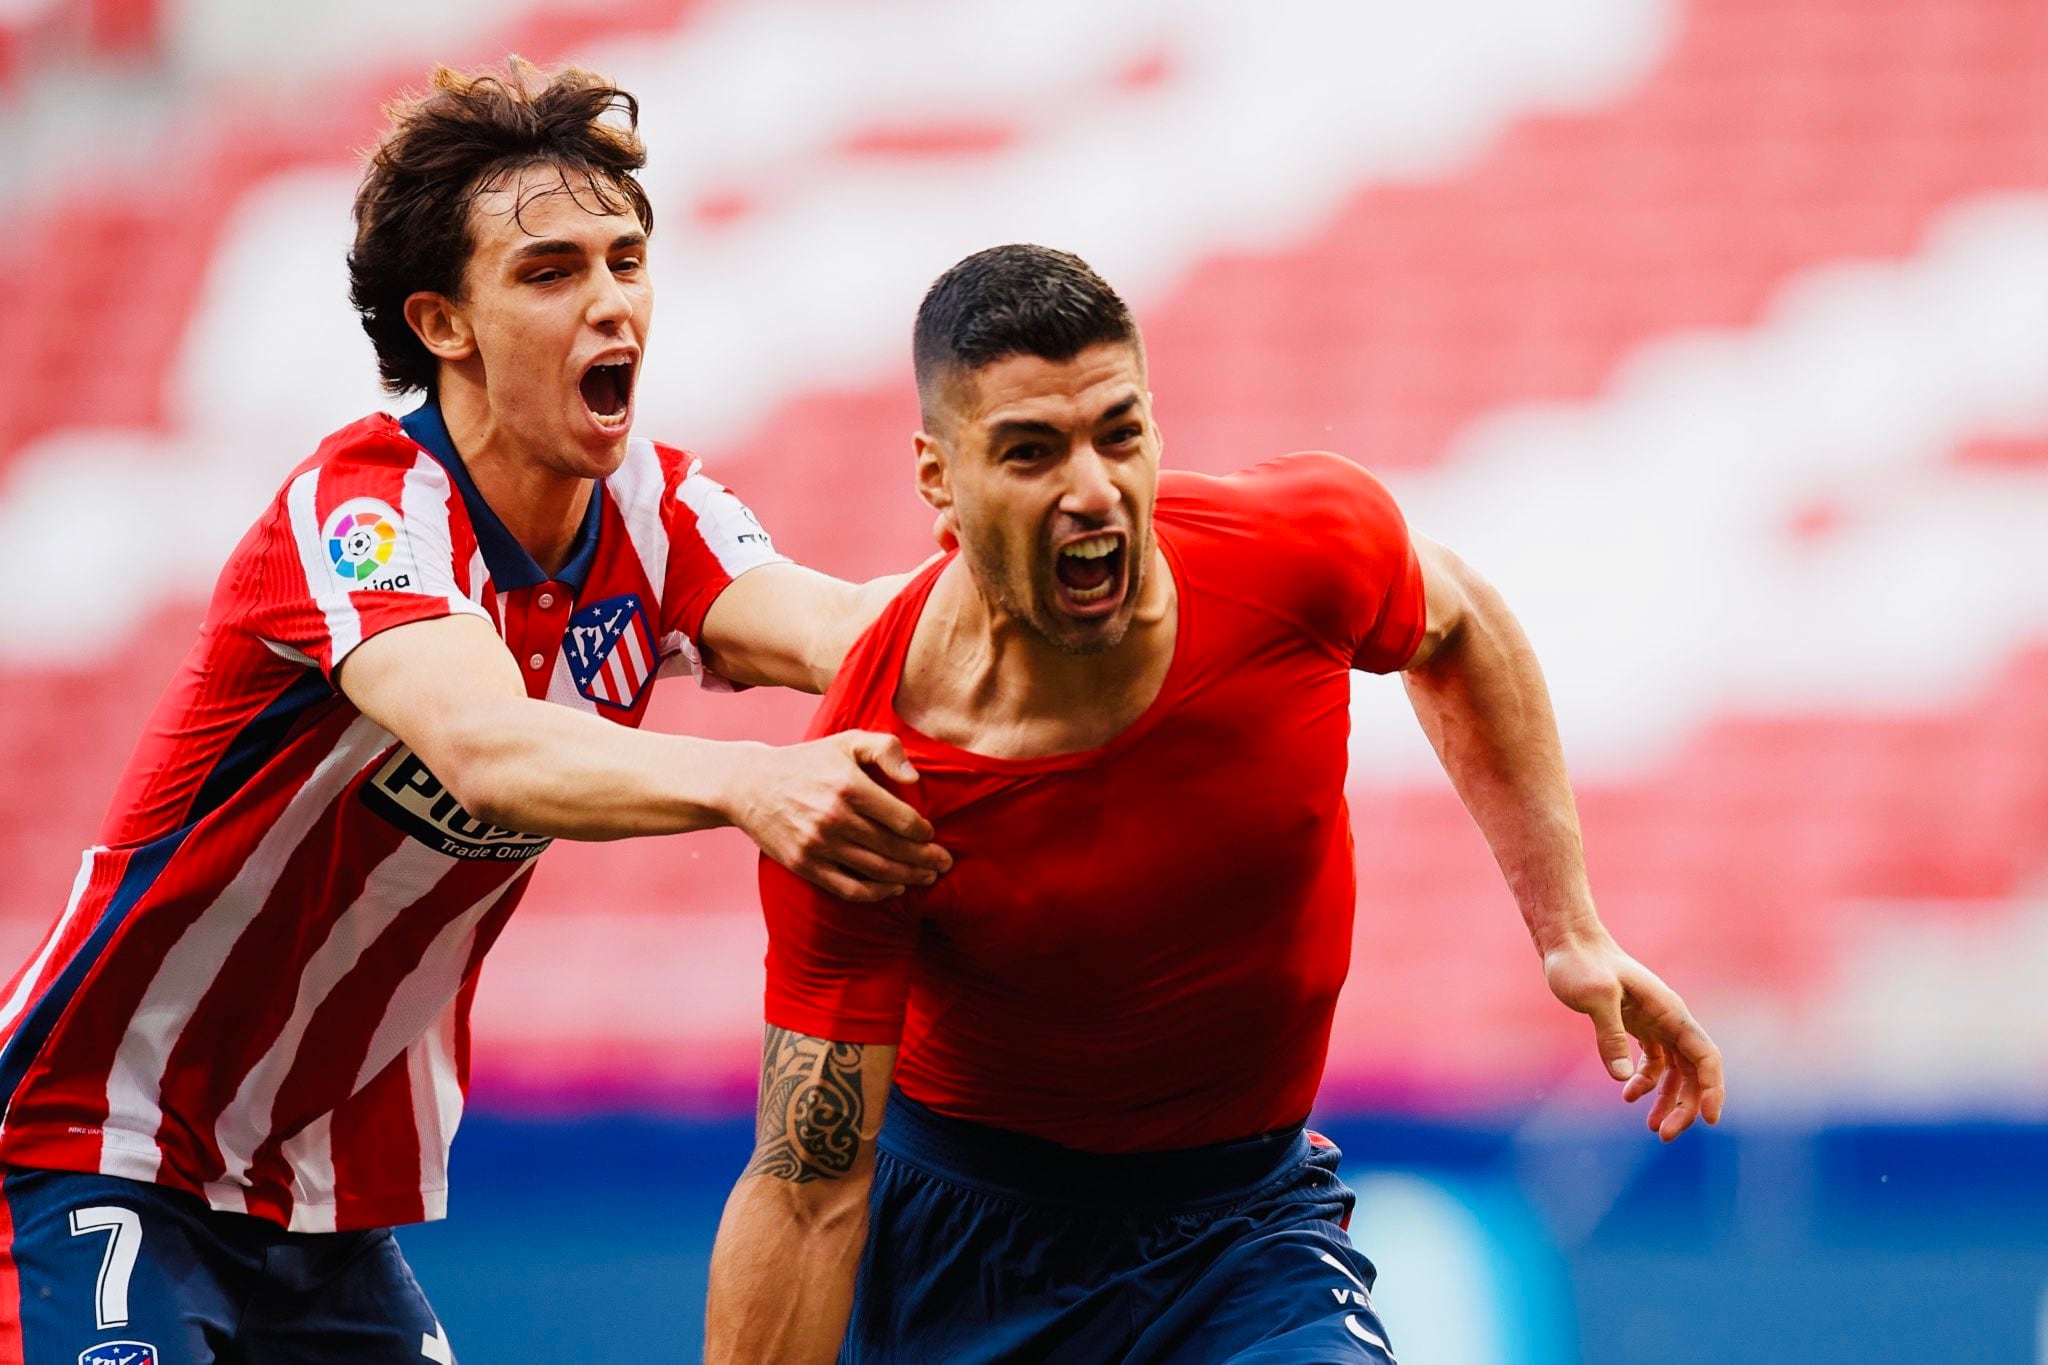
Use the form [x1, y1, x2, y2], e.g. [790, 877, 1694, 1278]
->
[963, 528, 1146, 658]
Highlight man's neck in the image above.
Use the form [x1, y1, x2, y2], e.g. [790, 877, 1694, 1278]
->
[437, 381, 592, 578]
[900, 546, 1178, 760]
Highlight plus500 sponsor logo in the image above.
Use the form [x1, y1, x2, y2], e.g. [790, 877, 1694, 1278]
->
[360, 747, 552, 861]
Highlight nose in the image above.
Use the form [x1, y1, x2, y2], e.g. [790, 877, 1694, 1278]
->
[587, 271, 634, 331]
[1058, 445, 1121, 522]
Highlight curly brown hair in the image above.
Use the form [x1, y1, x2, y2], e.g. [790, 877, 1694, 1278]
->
[348, 58, 655, 396]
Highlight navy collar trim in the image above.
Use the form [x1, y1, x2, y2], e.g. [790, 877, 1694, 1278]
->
[399, 401, 603, 592]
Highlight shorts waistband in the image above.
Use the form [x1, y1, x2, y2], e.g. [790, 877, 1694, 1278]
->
[875, 1088, 1309, 1212]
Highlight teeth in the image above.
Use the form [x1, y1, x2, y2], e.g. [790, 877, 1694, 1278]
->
[1060, 535, 1119, 560]
[1066, 581, 1115, 602]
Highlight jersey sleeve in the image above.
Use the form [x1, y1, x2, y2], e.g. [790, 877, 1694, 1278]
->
[653, 453, 791, 688]
[1269, 452, 1427, 673]
[239, 447, 490, 682]
[760, 856, 921, 1044]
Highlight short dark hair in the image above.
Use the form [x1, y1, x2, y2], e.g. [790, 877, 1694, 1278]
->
[913, 244, 1140, 421]
[348, 58, 654, 396]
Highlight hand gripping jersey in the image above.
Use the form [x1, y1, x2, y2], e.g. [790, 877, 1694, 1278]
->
[0, 404, 783, 1231]
[762, 452, 1426, 1153]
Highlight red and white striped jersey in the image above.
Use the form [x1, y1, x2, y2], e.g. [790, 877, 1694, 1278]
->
[0, 404, 784, 1232]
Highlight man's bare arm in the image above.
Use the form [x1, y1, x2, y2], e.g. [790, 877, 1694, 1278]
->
[1400, 535, 1726, 1139]
[337, 613, 945, 900]
[706, 1027, 897, 1364]
[699, 563, 916, 693]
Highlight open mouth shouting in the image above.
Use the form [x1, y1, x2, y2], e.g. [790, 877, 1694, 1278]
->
[578, 350, 638, 434]
[1052, 530, 1127, 617]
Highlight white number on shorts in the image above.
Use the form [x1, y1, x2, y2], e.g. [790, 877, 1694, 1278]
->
[67, 1206, 141, 1330]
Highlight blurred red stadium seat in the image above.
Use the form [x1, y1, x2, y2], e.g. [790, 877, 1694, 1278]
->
[1, 0, 2045, 1104]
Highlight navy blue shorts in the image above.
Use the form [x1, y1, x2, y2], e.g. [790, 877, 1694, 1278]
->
[0, 1167, 451, 1364]
[845, 1091, 1398, 1364]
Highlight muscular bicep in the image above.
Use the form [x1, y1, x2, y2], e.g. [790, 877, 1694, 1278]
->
[1400, 534, 1483, 672]
[745, 1026, 898, 1184]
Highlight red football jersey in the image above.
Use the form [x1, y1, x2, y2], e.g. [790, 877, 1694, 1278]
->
[0, 403, 783, 1231]
[762, 452, 1427, 1153]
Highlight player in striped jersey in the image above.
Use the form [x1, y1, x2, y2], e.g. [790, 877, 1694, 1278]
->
[0, 62, 946, 1364]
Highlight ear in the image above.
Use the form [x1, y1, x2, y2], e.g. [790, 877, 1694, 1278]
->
[403, 291, 475, 364]
[914, 430, 952, 514]
[913, 431, 960, 552]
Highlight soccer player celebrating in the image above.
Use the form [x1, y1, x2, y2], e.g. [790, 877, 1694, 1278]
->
[0, 63, 948, 1363]
[706, 245, 1727, 1363]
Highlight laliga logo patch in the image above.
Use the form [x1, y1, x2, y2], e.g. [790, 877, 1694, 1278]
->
[564, 593, 657, 711]
[79, 1344, 158, 1365]
[325, 502, 398, 580]
[321, 497, 416, 591]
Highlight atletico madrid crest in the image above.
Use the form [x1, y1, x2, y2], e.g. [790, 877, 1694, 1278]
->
[79, 1345, 159, 1365]
[564, 593, 658, 711]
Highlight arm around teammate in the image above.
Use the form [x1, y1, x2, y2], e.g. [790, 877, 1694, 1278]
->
[338, 613, 945, 901]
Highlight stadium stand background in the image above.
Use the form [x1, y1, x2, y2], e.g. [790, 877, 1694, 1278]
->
[2, 0, 2045, 1359]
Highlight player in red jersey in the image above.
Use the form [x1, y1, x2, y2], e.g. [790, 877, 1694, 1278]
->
[0, 63, 948, 1364]
[706, 245, 1727, 1363]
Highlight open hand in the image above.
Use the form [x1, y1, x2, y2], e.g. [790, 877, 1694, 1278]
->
[733, 732, 951, 902]
[1544, 933, 1726, 1141]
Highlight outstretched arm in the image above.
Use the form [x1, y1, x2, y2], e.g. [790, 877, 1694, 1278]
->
[1400, 535, 1726, 1139]
[699, 563, 917, 693]
[706, 1027, 897, 1364]
[338, 613, 946, 901]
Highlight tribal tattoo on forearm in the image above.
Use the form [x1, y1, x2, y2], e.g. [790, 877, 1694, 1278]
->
[744, 1026, 869, 1183]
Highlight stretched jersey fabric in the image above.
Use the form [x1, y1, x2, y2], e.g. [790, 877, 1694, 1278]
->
[762, 452, 1426, 1153]
[0, 403, 783, 1232]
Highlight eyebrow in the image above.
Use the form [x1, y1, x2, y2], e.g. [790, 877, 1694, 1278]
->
[985, 395, 1140, 442]
[987, 418, 1062, 442]
[508, 232, 648, 265]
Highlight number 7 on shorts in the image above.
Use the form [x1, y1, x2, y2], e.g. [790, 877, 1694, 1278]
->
[68, 1207, 141, 1332]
